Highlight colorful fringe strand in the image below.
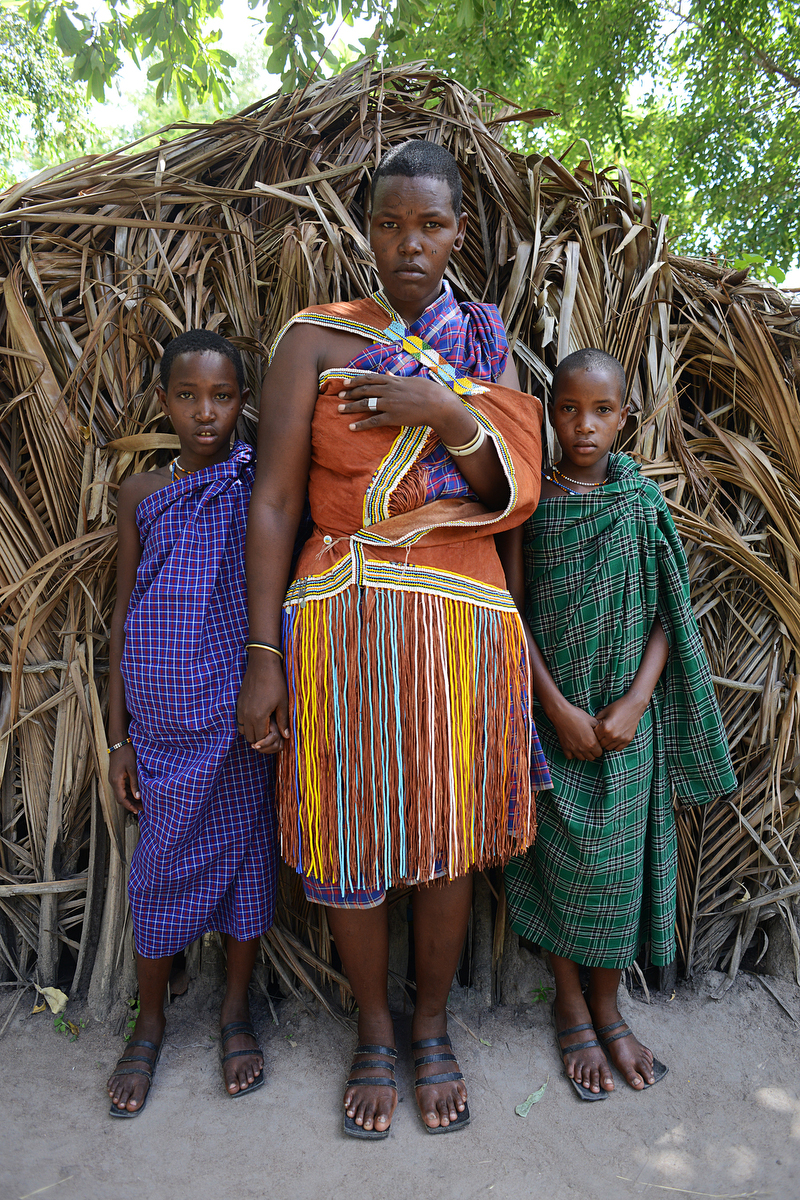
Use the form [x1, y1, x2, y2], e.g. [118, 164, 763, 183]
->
[278, 584, 536, 894]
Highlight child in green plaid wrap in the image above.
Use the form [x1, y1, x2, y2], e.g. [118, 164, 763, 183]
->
[503, 349, 736, 1100]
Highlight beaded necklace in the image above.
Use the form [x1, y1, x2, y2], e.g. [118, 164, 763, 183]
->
[541, 468, 608, 496]
[169, 456, 196, 482]
[553, 464, 608, 489]
[541, 470, 581, 495]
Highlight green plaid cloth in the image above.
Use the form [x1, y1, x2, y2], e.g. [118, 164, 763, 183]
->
[505, 454, 736, 968]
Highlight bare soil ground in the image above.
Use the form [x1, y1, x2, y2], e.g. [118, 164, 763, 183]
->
[1, 970, 799, 1200]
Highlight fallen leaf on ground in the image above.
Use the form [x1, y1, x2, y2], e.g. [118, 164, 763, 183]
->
[34, 984, 69, 1014]
[32, 1001, 47, 1014]
[515, 1077, 549, 1116]
[479, 1038, 492, 1046]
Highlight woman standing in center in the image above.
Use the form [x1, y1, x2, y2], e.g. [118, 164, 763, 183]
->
[238, 141, 549, 1138]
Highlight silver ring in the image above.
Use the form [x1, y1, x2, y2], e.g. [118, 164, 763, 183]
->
[367, 397, 378, 412]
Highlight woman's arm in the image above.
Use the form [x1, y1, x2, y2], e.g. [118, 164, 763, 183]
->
[336, 365, 513, 511]
[595, 617, 669, 751]
[237, 325, 320, 751]
[107, 478, 145, 814]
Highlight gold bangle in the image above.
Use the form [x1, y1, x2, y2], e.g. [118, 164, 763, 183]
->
[245, 642, 284, 660]
[443, 424, 487, 457]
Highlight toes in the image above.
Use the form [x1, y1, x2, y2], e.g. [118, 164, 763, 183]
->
[600, 1064, 615, 1092]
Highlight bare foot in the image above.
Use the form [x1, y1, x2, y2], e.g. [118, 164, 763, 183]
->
[411, 1015, 468, 1129]
[344, 1014, 397, 1134]
[587, 996, 655, 1090]
[107, 1012, 165, 1114]
[553, 995, 614, 1095]
[220, 998, 263, 1095]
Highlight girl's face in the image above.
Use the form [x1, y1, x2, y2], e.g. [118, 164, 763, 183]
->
[157, 351, 247, 467]
[369, 174, 467, 324]
[551, 368, 629, 470]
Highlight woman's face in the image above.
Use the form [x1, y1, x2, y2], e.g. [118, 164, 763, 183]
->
[369, 174, 467, 324]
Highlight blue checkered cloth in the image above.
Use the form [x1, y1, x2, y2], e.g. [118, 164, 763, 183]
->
[122, 442, 277, 957]
[349, 282, 509, 383]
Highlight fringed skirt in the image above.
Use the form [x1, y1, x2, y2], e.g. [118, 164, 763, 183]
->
[278, 583, 548, 897]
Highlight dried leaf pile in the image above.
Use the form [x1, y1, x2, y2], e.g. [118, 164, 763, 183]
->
[0, 62, 798, 1016]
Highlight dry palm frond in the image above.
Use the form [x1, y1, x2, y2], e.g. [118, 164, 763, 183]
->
[0, 61, 798, 1013]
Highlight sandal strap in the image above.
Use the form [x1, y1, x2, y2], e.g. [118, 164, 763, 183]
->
[222, 1047, 264, 1063]
[111, 1054, 157, 1067]
[556, 1022, 595, 1038]
[221, 1021, 257, 1045]
[601, 1028, 634, 1046]
[345, 1076, 398, 1089]
[415, 1070, 463, 1088]
[414, 1052, 456, 1067]
[594, 1020, 626, 1037]
[411, 1036, 451, 1051]
[109, 1065, 153, 1081]
[126, 1039, 160, 1052]
[561, 1038, 601, 1056]
[348, 1059, 396, 1072]
[354, 1043, 398, 1058]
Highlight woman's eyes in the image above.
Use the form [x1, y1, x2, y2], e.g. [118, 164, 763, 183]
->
[378, 220, 442, 230]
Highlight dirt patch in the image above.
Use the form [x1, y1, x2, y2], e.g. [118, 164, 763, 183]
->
[1, 971, 798, 1200]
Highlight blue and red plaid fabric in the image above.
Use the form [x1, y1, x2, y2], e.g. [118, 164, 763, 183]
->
[122, 442, 276, 957]
[349, 283, 509, 506]
[348, 282, 509, 383]
[418, 442, 476, 503]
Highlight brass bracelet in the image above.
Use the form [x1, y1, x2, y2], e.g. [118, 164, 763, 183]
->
[245, 641, 284, 660]
[443, 424, 487, 457]
[107, 737, 132, 754]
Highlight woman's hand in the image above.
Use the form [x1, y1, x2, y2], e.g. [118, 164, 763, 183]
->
[337, 371, 510, 510]
[237, 652, 290, 754]
[594, 696, 646, 752]
[550, 701, 604, 761]
[108, 744, 142, 815]
[337, 372, 478, 446]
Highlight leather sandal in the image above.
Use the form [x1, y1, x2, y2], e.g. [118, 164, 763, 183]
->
[552, 1002, 608, 1102]
[343, 1043, 398, 1140]
[108, 1038, 162, 1118]
[595, 1019, 668, 1087]
[220, 1020, 265, 1097]
[412, 1035, 470, 1133]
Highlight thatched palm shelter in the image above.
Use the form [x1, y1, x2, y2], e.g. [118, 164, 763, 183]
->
[1, 62, 798, 1020]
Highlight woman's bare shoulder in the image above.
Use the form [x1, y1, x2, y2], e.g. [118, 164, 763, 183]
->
[272, 320, 376, 377]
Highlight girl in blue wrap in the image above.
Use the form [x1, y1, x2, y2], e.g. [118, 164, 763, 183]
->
[106, 330, 276, 1117]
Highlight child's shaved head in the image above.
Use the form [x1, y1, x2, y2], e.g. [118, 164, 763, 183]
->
[553, 348, 626, 403]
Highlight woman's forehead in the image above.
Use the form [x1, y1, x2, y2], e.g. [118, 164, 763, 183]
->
[372, 173, 455, 213]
